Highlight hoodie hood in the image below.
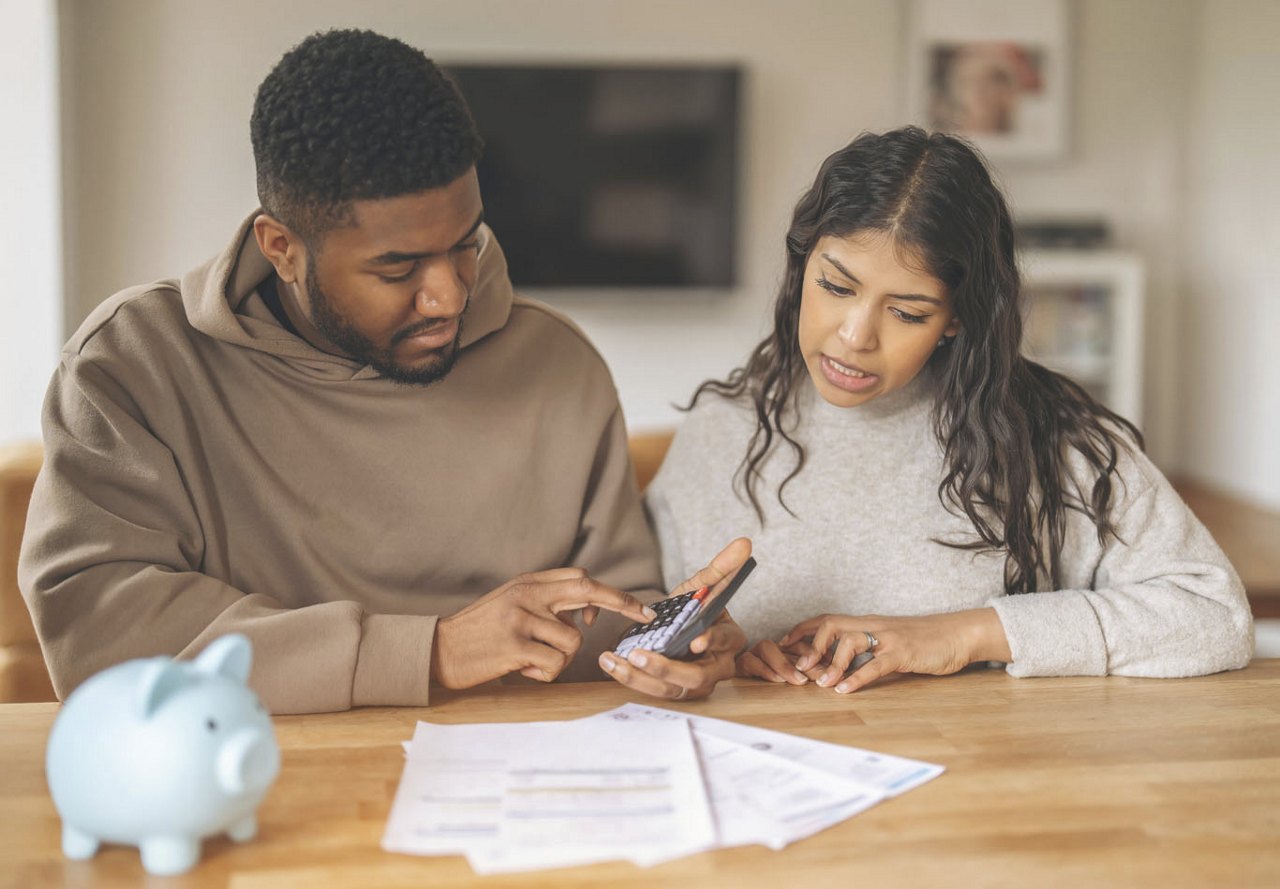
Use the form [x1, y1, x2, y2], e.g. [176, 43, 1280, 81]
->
[179, 211, 515, 380]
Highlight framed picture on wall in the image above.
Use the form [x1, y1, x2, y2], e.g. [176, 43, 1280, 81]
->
[905, 0, 1070, 162]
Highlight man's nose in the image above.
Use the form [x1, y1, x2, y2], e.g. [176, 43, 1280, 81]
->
[414, 257, 469, 317]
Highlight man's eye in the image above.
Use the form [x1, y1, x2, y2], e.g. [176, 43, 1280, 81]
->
[378, 263, 418, 284]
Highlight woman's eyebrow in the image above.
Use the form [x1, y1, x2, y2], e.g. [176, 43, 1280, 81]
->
[821, 253, 861, 284]
[821, 253, 943, 305]
[887, 292, 943, 306]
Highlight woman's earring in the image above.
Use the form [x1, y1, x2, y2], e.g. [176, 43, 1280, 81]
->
[937, 336, 951, 347]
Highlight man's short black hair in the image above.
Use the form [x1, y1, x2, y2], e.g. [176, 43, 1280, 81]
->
[251, 29, 483, 244]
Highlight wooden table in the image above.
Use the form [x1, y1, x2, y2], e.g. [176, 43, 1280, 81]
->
[3, 663, 1279, 888]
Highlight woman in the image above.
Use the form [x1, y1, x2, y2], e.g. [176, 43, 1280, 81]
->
[640, 126, 1252, 694]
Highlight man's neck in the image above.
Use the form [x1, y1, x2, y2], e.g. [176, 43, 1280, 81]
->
[264, 274, 356, 360]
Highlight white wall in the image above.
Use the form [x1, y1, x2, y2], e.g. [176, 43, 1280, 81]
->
[1182, 0, 1280, 510]
[998, 0, 1195, 469]
[0, 0, 61, 445]
[55, 0, 1204, 470]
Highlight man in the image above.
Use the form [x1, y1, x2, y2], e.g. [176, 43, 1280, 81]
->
[20, 29, 747, 713]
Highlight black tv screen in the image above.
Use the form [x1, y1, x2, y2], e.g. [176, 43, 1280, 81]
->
[444, 64, 741, 290]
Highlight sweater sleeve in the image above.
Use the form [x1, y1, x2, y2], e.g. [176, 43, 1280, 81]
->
[19, 355, 434, 713]
[989, 449, 1254, 678]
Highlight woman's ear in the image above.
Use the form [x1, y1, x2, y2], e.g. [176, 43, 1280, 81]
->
[252, 214, 305, 284]
[943, 316, 961, 338]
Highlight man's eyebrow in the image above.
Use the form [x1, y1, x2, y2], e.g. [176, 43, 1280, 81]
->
[820, 252, 943, 306]
[367, 213, 485, 266]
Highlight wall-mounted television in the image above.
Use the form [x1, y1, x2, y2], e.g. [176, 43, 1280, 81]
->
[444, 63, 741, 291]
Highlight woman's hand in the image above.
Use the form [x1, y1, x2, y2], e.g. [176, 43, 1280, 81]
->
[598, 538, 752, 701]
[736, 639, 826, 685]
[779, 608, 1012, 693]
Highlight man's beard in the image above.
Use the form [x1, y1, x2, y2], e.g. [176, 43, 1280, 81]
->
[306, 261, 464, 387]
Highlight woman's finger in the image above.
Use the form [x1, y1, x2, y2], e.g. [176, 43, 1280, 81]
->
[629, 647, 738, 690]
[687, 613, 747, 657]
[598, 651, 694, 700]
[670, 538, 753, 598]
[757, 640, 807, 685]
[818, 632, 863, 687]
[809, 619, 852, 660]
[834, 650, 896, 694]
[781, 616, 826, 648]
[738, 650, 786, 683]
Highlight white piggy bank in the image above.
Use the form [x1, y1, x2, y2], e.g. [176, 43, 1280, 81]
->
[45, 634, 280, 875]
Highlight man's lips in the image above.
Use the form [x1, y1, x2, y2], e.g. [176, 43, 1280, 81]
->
[396, 317, 459, 349]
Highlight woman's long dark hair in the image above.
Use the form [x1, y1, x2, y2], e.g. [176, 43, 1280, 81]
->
[691, 127, 1143, 595]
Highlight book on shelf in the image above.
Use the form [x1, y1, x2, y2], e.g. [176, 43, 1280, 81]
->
[1024, 285, 1112, 379]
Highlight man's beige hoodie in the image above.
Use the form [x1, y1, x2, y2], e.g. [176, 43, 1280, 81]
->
[19, 216, 663, 712]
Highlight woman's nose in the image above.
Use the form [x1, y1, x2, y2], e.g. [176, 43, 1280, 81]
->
[837, 306, 878, 351]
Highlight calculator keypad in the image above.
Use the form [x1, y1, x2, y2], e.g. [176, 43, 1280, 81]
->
[614, 590, 699, 658]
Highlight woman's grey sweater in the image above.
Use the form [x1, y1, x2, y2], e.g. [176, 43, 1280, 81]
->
[645, 375, 1253, 677]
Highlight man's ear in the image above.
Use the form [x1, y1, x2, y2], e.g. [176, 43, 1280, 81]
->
[253, 213, 306, 284]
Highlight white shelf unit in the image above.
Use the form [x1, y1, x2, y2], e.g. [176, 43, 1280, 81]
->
[1019, 249, 1145, 426]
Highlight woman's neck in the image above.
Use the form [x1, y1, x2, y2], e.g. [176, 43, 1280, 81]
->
[804, 368, 936, 429]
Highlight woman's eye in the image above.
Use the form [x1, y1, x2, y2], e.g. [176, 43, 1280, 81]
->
[815, 276, 853, 297]
[453, 239, 481, 254]
[890, 307, 929, 324]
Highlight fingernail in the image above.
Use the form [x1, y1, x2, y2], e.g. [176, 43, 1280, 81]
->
[628, 651, 648, 668]
[818, 672, 833, 686]
[642, 606, 657, 621]
[600, 655, 615, 672]
[793, 673, 807, 685]
[835, 683, 850, 694]
[796, 656, 814, 670]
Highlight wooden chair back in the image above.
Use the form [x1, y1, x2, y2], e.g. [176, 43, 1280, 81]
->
[0, 443, 55, 702]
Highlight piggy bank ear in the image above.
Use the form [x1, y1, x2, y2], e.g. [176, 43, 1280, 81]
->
[193, 634, 253, 684]
[138, 659, 187, 718]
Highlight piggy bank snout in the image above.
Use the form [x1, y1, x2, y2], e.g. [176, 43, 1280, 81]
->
[216, 728, 280, 796]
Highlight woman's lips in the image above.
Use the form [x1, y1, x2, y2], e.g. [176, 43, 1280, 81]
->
[820, 354, 880, 393]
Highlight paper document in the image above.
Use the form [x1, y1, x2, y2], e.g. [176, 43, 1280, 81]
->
[382, 701, 944, 873]
[602, 702, 944, 795]
[684, 729, 882, 849]
[382, 717, 715, 873]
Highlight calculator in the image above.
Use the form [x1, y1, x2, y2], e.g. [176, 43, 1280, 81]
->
[613, 557, 757, 661]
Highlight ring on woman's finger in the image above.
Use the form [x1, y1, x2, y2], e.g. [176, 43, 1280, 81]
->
[863, 630, 879, 653]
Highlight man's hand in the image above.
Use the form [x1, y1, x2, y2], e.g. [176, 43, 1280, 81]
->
[431, 568, 657, 689]
[597, 538, 752, 701]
